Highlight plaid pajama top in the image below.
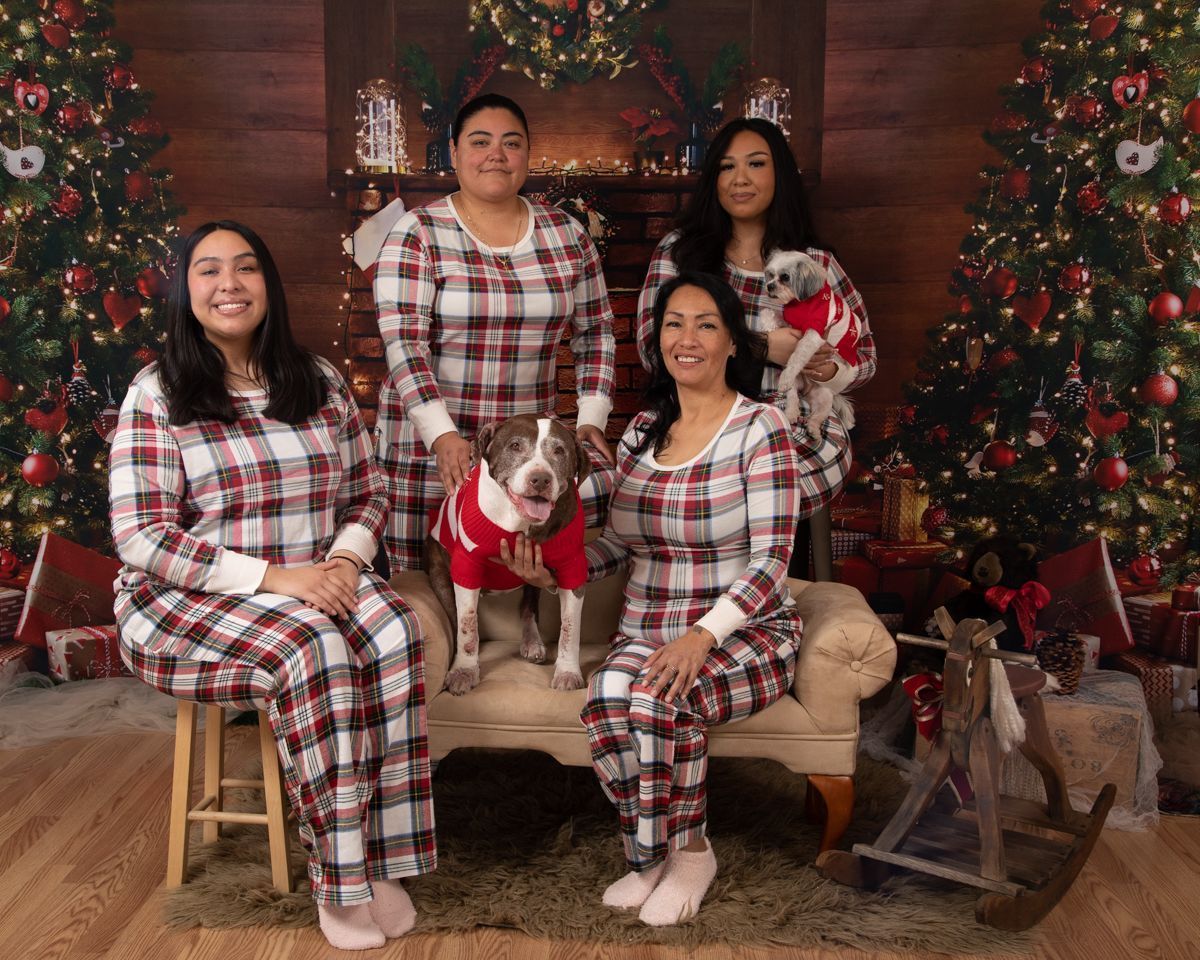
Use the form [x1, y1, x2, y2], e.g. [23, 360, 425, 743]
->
[109, 359, 387, 595]
[636, 232, 876, 514]
[585, 397, 801, 647]
[373, 195, 616, 458]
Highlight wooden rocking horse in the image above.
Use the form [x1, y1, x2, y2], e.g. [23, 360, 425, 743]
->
[817, 608, 1115, 931]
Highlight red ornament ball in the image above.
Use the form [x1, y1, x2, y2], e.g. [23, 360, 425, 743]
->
[1159, 192, 1192, 225]
[921, 505, 949, 536]
[134, 346, 159, 366]
[50, 184, 84, 219]
[1020, 58, 1052, 85]
[999, 169, 1030, 201]
[982, 440, 1018, 471]
[20, 453, 59, 488]
[0, 547, 20, 579]
[104, 63, 134, 90]
[64, 263, 96, 294]
[53, 0, 88, 29]
[1127, 554, 1164, 588]
[41, 22, 71, 50]
[1149, 292, 1183, 326]
[1089, 14, 1119, 40]
[1069, 95, 1105, 126]
[1145, 451, 1179, 487]
[1070, 0, 1102, 20]
[1093, 456, 1129, 491]
[1184, 99, 1200, 135]
[1059, 263, 1091, 293]
[987, 347, 1021, 373]
[124, 170, 154, 204]
[1141, 371, 1179, 406]
[984, 266, 1018, 299]
[135, 266, 169, 299]
[1076, 181, 1107, 216]
[0, 372, 12, 402]
[54, 100, 91, 133]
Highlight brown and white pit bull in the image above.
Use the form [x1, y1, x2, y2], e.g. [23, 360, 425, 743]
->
[424, 414, 591, 696]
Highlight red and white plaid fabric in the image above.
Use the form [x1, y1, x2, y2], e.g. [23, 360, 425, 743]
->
[109, 362, 435, 904]
[636, 233, 877, 516]
[373, 196, 617, 571]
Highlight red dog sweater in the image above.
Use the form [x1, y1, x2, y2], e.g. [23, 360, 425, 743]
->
[781, 282, 860, 367]
[429, 467, 587, 591]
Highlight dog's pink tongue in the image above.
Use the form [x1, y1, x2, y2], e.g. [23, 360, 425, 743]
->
[520, 496, 553, 522]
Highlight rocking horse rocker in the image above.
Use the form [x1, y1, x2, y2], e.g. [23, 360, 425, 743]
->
[817, 608, 1115, 931]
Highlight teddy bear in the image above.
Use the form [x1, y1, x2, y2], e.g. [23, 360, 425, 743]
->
[938, 537, 1050, 652]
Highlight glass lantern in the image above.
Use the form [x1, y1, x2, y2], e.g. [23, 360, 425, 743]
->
[355, 79, 408, 173]
[743, 77, 792, 140]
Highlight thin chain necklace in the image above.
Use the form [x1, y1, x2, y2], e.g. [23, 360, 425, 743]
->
[457, 193, 525, 269]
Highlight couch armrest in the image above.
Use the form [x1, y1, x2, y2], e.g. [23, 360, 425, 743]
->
[788, 579, 896, 734]
[387, 570, 453, 696]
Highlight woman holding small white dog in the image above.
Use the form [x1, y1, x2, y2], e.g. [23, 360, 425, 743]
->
[637, 117, 875, 568]
[502, 272, 801, 925]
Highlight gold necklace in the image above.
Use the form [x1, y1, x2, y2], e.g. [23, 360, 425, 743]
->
[458, 193, 525, 268]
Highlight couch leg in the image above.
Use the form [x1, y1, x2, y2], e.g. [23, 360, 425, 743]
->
[807, 774, 854, 854]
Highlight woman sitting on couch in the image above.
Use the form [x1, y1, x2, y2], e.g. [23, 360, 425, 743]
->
[500, 271, 801, 925]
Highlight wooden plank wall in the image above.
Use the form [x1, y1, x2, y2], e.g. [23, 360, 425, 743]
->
[113, 0, 1044, 409]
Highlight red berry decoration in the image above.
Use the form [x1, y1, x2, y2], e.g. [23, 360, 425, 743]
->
[41, 22, 71, 49]
[999, 169, 1030, 201]
[135, 266, 169, 299]
[983, 266, 1018, 299]
[1076, 181, 1107, 216]
[982, 440, 1017, 471]
[104, 63, 134, 90]
[134, 346, 159, 366]
[20, 453, 59, 488]
[1127, 554, 1163, 588]
[1020, 58, 1052, 84]
[64, 263, 96, 294]
[1141, 371, 1179, 407]
[1089, 14, 1119, 39]
[1093, 455, 1129, 491]
[124, 170, 154, 204]
[1149, 292, 1183, 326]
[54, 100, 91, 133]
[53, 0, 88, 29]
[1059, 263, 1091, 293]
[1184, 99, 1200, 134]
[49, 184, 83, 219]
[921, 505, 949, 536]
[1159, 192, 1192, 225]
[102, 290, 142, 331]
[1111, 72, 1149, 109]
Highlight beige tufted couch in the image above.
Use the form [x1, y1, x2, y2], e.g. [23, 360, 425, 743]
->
[388, 569, 896, 854]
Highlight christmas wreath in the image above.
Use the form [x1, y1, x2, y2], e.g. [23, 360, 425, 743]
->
[469, 0, 667, 90]
[533, 180, 614, 259]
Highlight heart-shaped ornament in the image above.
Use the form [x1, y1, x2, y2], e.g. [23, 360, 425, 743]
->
[24, 397, 68, 435]
[1115, 136, 1163, 175]
[13, 80, 49, 115]
[1, 144, 46, 179]
[1089, 14, 1119, 40]
[102, 290, 142, 331]
[1111, 71, 1149, 109]
[1012, 290, 1051, 331]
[41, 23, 71, 49]
[1085, 405, 1128, 438]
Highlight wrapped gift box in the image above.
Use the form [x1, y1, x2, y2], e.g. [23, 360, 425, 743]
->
[1122, 592, 1172, 648]
[852, 403, 900, 446]
[1150, 608, 1200, 664]
[882, 476, 929, 542]
[831, 528, 873, 562]
[45, 625, 130, 682]
[1171, 583, 1200, 611]
[1000, 670, 1147, 808]
[830, 504, 883, 533]
[862, 539, 947, 569]
[1077, 633, 1102, 672]
[1037, 538, 1133, 657]
[0, 640, 39, 672]
[14, 533, 122, 649]
[1110, 649, 1198, 729]
[1, 586, 24, 642]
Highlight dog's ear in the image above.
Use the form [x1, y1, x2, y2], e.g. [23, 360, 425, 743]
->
[573, 433, 593, 485]
[472, 420, 503, 464]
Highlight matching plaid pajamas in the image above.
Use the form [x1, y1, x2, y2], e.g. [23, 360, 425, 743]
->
[581, 399, 802, 871]
[372, 195, 617, 571]
[636, 233, 877, 517]
[109, 362, 436, 905]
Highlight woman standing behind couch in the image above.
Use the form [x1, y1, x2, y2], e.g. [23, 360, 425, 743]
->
[109, 221, 435, 951]
[637, 117, 875, 571]
[373, 93, 617, 572]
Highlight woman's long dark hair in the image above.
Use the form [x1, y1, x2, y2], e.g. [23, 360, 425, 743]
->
[671, 117, 823, 273]
[160, 220, 326, 426]
[631, 272, 767, 457]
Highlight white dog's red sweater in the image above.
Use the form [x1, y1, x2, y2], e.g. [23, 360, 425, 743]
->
[428, 469, 588, 591]
[781, 282, 860, 367]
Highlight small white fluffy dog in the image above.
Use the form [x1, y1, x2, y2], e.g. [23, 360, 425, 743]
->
[762, 249, 860, 438]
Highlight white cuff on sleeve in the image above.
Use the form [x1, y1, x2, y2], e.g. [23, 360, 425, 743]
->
[207, 548, 270, 595]
[823, 360, 858, 395]
[408, 400, 458, 451]
[694, 596, 748, 648]
[576, 394, 612, 433]
[327, 524, 378, 571]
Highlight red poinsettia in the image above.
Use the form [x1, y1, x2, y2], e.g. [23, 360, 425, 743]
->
[619, 106, 680, 146]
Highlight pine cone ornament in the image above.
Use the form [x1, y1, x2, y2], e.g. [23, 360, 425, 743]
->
[67, 359, 91, 406]
[1058, 361, 1090, 408]
[1034, 631, 1085, 695]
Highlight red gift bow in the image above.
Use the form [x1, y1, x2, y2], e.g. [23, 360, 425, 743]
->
[985, 581, 1052, 650]
[902, 672, 945, 741]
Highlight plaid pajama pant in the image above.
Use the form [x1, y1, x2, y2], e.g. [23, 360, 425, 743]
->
[116, 572, 436, 905]
[580, 615, 800, 871]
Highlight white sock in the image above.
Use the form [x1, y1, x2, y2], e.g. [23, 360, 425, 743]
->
[638, 840, 717, 926]
[316, 902, 386, 950]
[602, 861, 666, 909]
[367, 879, 417, 938]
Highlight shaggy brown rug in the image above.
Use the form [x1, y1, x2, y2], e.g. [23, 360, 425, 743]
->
[163, 747, 1039, 953]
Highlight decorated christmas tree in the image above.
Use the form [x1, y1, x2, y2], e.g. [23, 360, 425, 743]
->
[0, 0, 181, 560]
[894, 0, 1200, 584]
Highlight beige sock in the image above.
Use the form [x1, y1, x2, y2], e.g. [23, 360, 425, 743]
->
[316, 902, 386, 950]
[638, 840, 717, 926]
[602, 861, 666, 909]
[367, 879, 417, 938]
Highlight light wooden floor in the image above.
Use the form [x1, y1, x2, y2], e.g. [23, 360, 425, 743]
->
[1, 728, 1198, 960]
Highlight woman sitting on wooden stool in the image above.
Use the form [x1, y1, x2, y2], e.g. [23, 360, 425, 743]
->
[109, 221, 436, 951]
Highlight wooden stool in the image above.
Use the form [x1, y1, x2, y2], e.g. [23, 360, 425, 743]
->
[167, 702, 293, 892]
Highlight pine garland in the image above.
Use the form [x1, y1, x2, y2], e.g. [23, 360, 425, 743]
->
[638, 26, 745, 135]
[399, 31, 507, 132]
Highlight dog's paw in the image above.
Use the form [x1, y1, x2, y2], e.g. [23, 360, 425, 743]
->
[444, 665, 480, 696]
[519, 634, 547, 663]
[550, 668, 585, 692]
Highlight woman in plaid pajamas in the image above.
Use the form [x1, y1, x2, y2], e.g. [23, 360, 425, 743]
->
[373, 93, 617, 572]
[109, 222, 435, 951]
[501, 272, 801, 925]
[637, 117, 876, 573]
